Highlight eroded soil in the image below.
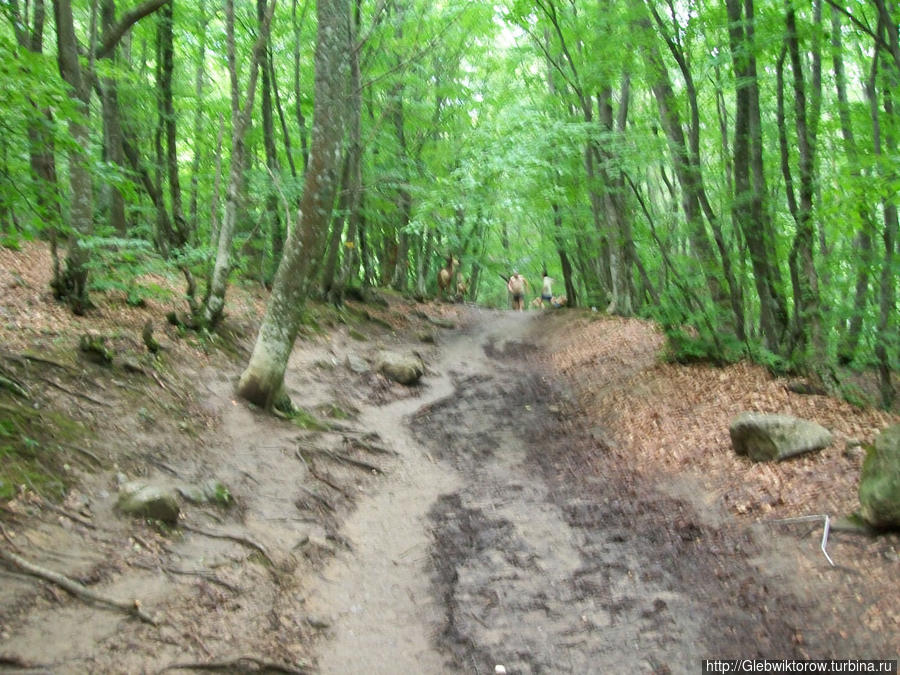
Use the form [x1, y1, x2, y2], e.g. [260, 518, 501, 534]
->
[0, 245, 897, 674]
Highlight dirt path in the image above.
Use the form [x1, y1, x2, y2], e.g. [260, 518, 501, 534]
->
[307, 307, 849, 674]
[0, 293, 892, 673]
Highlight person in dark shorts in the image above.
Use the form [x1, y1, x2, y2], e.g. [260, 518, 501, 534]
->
[507, 270, 528, 311]
[540, 271, 554, 308]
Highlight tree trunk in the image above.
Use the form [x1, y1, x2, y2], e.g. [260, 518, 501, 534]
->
[237, 0, 350, 409]
[15, 0, 63, 254]
[51, 0, 95, 314]
[725, 0, 788, 351]
[202, 0, 277, 327]
[868, 20, 898, 408]
[292, 0, 310, 172]
[258, 0, 282, 279]
[831, 6, 874, 363]
[96, 0, 127, 236]
[334, 0, 363, 297]
[320, 152, 350, 298]
[782, 0, 825, 376]
[638, 8, 723, 309]
[158, 0, 186, 248]
[552, 202, 577, 307]
[188, 0, 208, 234]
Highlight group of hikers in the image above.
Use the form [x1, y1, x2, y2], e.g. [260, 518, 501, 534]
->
[506, 270, 566, 311]
[436, 254, 566, 310]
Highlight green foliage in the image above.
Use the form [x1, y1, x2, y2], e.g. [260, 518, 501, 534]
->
[83, 237, 174, 306]
[662, 326, 745, 367]
[0, 400, 87, 501]
[291, 407, 330, 432]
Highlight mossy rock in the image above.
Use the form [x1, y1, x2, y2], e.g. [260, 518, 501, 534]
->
[376, 351, 425, 386]
[859, 424, 900, 530]
[79, 334, 113, 366]
[117, 481, 180, 524]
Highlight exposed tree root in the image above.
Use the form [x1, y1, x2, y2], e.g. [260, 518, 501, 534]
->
[295, 450, 353, 500]
[35, 375, 110, 407]
[157, 655, 310, 674]
[296, 485, 335, 513]
[180, 523, 274, 568]
[0, 545, 157, 625]
[0, 367, 30, 398]
[1, 350, 73, 372]
[0, 653, 50, 671]
[340, 433, 395, 456]
[37, 497, 96, 530]
[163, 566, 240, 594]
[130, 560, 240, 594]
[319, 448, 383, 474]
[60, 443, 104, 467]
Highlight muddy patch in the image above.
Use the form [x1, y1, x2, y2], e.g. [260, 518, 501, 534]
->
[417, 341, 824, 674]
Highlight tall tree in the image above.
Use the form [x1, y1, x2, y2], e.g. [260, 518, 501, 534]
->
[724, 0, 788, 351]
[201, 0, 277, 328]
[50, 0, 168, 313]
[237, 0, 351, 409]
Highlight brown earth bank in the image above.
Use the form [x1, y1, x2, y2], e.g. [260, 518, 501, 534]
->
[0, 241, 897, 673]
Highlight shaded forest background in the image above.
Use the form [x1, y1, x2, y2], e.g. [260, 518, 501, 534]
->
[0, 0, 896, 407]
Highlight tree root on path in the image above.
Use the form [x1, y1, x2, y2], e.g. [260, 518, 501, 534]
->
[294, 450, 354, 500]
[0, 653, 50, 671]
[296, 485, 335, 513]
[130, 560, 240, 594]
[319, 448, 383, 474]
[36, 496, 96, 530]
[179, 523, 274, 569]
[157, 655, 311, 674]
[0, 544, 157, 625]
[340, 434, 395, 456]
[35, 374, 111, 407]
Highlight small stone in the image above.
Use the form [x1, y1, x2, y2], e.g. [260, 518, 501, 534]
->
[117, 481, 180, 524]
[306, 615, 331, 629]
[495, 666, 507, 674]
[376, 350, 425, 385]
[345, 354, 370, 374]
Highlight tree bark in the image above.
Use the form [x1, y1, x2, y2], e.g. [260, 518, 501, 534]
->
[725, 0, 788, 351]
[51, 0, 96, 314]
[258, 0, 283, 280]
[782, 0, 826, 377]
[188, 0, 208, 234]
[202, 0, 277, 327]
[867, 20, 898, 408]
[237, 0, 350, 409]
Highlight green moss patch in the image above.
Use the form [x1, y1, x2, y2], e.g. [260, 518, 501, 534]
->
[0, 399, 89, 501]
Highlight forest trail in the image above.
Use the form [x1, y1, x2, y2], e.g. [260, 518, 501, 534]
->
[0, 260, 896, 672]
[302, 308, 879, 673]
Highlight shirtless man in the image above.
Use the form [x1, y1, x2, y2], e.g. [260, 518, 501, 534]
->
[507, 270, 529, 311]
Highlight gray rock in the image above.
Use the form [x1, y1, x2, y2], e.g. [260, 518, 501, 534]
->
[117, 481, 180, 523]
[345, 353, 370, 374]
[729, 412, 833, 462]
[376, 350, 425, 385]
[858, 424, 900, 530]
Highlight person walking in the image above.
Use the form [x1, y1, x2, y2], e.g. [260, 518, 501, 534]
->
[540, 271, 554, 308]
[507, 270, 529, 311]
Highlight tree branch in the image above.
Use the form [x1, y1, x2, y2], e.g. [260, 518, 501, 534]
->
[96, 0, 169, 60]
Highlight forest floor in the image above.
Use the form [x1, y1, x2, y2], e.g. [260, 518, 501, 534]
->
[0, 242, 898, 674]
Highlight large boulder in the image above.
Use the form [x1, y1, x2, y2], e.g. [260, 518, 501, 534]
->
[729, 412, 833, 462]
[376, 350, 425, 385]
[858, 424, 900, 530]
[117, 481, 180, 524]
